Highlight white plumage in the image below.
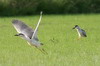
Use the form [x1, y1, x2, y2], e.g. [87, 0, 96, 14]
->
[73, 25, 87, 39]
[12, 12, 47, 54]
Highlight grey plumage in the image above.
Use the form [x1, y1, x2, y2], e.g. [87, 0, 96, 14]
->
[81, 29, 87, 37]
[12, 20, 38, 40]
[73, 25, 87, 39]
[12, 11, 47, 54]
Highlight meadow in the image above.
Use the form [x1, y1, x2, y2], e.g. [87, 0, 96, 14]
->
[0, 14, 100, 66]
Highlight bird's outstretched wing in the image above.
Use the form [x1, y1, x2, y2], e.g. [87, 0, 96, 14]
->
[32, 11, 43, 40]
[12, 20, 34, 39]
[81, 29, 87, 37]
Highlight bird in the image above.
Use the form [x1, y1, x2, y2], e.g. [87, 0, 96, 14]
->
[12, 11, 47, 54]
[73, 25, 87, 39]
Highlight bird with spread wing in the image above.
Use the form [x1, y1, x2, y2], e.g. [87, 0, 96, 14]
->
[12, 12, 47, 54]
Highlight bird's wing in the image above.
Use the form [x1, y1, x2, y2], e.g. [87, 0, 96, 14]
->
[81, 29, 87, 37]
[12, 20, 34, 39]
[32, 11, 42, 40]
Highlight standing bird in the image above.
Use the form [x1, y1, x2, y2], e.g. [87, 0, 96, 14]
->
[73, 25, 87, 39]
[12, 11, 47, 54]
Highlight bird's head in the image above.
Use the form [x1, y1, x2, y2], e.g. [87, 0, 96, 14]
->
[73, 25, 79, 29]
[15, 33, 25, 37]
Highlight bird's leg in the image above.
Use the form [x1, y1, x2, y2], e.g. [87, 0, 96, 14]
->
[41, 48, 48, 54]
[30, 44, 48, 54]
[35, 46, 48, 54]
[37, 48, 45, 54]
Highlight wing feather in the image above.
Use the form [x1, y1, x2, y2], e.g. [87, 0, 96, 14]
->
[32, 11, 42, 40]
[12, 20, 34, 39]
[81, 29, 87, 37]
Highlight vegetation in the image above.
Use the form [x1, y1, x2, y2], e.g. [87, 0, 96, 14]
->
[0, 14, 100, 66]
[0, 0, 100, 16]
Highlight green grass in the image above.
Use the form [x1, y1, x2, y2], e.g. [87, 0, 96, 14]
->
[0, 14, 100, 66]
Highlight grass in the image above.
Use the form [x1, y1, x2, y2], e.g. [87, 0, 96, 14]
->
[0, 14, 100, 66]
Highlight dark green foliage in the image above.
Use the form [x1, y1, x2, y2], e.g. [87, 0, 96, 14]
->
[0, 0, 39, 16]
[0, 0, 100, 16]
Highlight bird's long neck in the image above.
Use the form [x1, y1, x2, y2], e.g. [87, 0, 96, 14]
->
[76, 26, 81, 30]
[76, 26, 81, 32]
[76, 26, 82, 38]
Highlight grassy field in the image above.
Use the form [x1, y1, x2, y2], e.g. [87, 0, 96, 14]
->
[0, 14, 100, 66]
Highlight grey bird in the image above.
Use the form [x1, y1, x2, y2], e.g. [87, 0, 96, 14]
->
[12, 12, 47, 54]
[73, 25, 87, 39]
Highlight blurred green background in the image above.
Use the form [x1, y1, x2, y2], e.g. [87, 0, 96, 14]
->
[0, 0, 100, 16]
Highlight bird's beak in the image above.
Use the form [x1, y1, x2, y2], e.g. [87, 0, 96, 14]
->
[14, 34, 19, 36]
[72, 27, 75, 29]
